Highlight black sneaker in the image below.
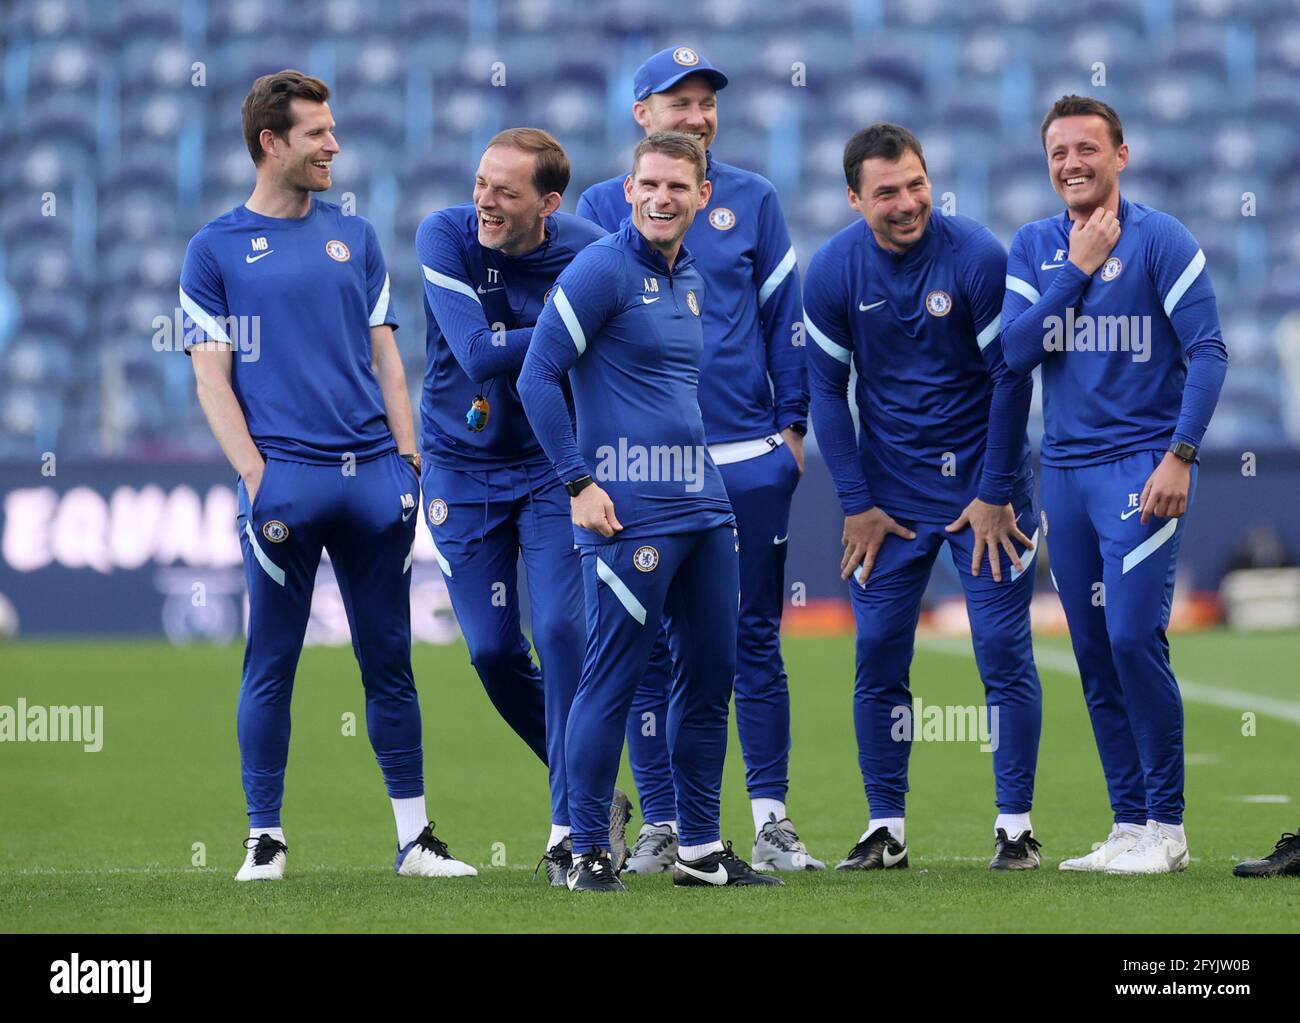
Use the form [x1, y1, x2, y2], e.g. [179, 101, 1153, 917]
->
[566, 849, 627, 893]
[1233, 830, 1300, 878]
[609, 789, 633, 873]
[835, 826, 908, 870]
[673, 841, 784, 887]
[989, 828, 1042, 870]
[533, 836, 573, 887]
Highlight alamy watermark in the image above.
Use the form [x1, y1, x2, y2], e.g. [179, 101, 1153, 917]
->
[1042, 309, 1152, 363]
[152, 308, 262, 362]
[890, 698, 999, 752]
[594, 439, 708, 494]
[0, 699, 103, 751]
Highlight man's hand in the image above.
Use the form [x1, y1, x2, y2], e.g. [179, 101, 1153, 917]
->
[1139, 451, 1192, 524]
[242, 458, 266, 505]
[1067, 206, 1122, 276]
[781, 428, 805, 475]
[945, 498, 1035, 583]
[841, 507, 916, 586]
[572, 483, 623, 538]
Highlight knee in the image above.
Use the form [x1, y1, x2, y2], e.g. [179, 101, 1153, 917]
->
[531, 612, 584, 664]
[466, 631, 526, 680]
[1107, 621, 1158, 671]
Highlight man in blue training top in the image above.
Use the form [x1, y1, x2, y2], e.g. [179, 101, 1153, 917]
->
[181, 70, 474, 880]
[577, 45, 815, 874]
[415, 128, 630, 882]
[805, 123, 1044, 872]
[1002, 96, 1227, 875]
[519, 132, 783, 893]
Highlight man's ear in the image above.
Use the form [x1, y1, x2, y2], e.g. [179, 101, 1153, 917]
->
[538, 191, 563, 218]
[623, 174, 635, 204]
[697, 178, 712, 208]
[259, 128, 280, 162]
[1115, 142, 1129, 174]
[632, 100, 653, 132]
[846, 186, 862, 213]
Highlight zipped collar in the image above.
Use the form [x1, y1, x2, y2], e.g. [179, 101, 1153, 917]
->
[618, 217, 695, 276]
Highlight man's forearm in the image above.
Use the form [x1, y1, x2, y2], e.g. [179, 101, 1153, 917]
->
[195, 373, 263, 477]
[376, 353, 417, 452]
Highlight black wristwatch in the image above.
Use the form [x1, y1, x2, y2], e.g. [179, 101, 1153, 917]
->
[1168, 441, 1197, 464]
[565, 475, 594, 498]
[785, 421, 808, 437]
[400, 452, 421, 473]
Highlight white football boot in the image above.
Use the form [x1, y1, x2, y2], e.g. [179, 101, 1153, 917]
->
[1104, 822, 1189, 875]
[752, 813, 826, 871]
[395, 822, 478, 877]
[1058, 823, 1147, 872]
[235, 833, 287, 881]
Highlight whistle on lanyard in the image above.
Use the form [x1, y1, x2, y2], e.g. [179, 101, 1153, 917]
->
[466, 394, 491, 432]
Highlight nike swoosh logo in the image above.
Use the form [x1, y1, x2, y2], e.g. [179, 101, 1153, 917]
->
[476, 285, 503, 294]
[773, 534, 788, 545]
[859, 300, 886, 311]
[1040, 261, 1065, 270]
[676, 861, 728, 885]
[401, 507, 415, 522]
[1120, 507, 1141, 520]
[882, 845, 907, 867]
[245, 251, 274, 264]
[641, 296, 661, 305]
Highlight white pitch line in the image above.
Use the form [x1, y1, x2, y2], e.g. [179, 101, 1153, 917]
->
[916, 636, 1300, 728]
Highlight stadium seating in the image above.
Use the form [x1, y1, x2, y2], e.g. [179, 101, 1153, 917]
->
[1, 0, 1297, 455]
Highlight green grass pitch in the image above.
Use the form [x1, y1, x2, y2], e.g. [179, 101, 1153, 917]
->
[2, 630, 1298, 932]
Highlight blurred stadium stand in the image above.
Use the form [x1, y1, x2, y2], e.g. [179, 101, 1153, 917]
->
[1, 0, 1298, 460]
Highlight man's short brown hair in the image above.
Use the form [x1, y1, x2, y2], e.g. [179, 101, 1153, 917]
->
[485, 127, 571, 196]
[241, 69, 330, 165]
[631, 131, 706, 185]
[1040, 95, 1124, 151]
[842, 123, 927, 193]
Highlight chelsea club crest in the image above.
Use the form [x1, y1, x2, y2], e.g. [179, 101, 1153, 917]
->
[633, 546, 660, 572]
[925, 290, 952, 317]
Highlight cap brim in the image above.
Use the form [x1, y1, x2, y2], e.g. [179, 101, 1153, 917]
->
[642, 67, 729, 100]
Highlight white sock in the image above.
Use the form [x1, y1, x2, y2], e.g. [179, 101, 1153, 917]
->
[249, 826, 285, 845]
[391, 795, 427, 848]
[649, 820, 678, 834]
[678, 840, 724, 861]
[995, 813, 1032, 839]
[864, 817, 904, 844]
[752, 798, 786, 836]
[1154, 821, 1186, 845]
[547, 824, 571, 848]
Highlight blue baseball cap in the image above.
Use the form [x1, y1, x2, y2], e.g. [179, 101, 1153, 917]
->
[633, 46, 728, 102]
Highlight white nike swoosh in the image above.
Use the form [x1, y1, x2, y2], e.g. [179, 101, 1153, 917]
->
[476, 285, 503, 294]
[773, 534, 788, 545]
[676, 861, 728, 885]
[245, 251, 274, 264]
[882, 845, 907, 867]
[401, 508, 415, 522]
[1040, 261, 1065, 270]
[859, 299, 886, 311]
[1120, 507, 1141, 520]
[641, 296, 661, 305]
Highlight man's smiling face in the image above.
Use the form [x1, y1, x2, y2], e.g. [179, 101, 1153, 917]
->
[1044, 114, 1128, 215]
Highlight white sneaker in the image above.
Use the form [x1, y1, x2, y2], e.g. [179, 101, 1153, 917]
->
[235, 833, 287, 881]
[1105, 822, 1189, 875]
[1058, 823, 1146, 872]
[395, 822, 478, 877]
